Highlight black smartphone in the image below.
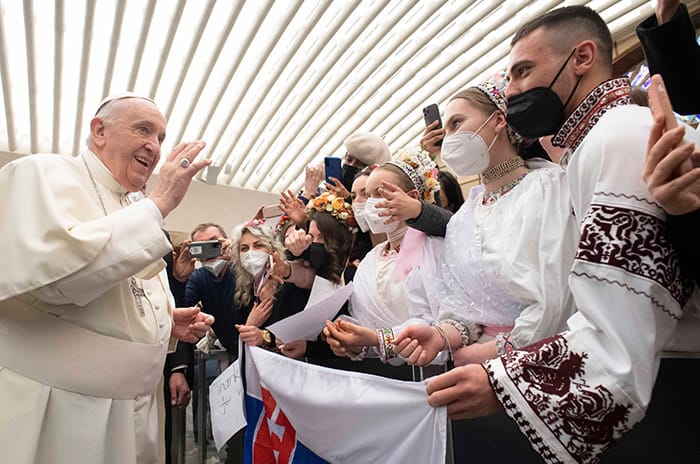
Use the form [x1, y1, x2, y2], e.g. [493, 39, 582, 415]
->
[188, 240, 222, 260]
[324, 156, 342, 185]
[423, 103, 443, 146]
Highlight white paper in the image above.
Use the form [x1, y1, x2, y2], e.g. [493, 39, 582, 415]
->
[267, 277, 354, 343]
[209, 360, 246, 451]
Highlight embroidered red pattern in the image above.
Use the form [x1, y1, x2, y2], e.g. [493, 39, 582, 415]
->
[576, 204, 692, 313]
[487, 335, 634, 463]
[552, 77, 632, 151]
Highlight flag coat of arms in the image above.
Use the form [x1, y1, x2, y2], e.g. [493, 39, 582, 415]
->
[243, 346, 446, 464]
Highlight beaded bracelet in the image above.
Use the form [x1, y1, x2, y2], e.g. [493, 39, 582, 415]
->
[440, 319, 473, 349]
[376, 328, 396, 363]
[433, 324, 452, 360]
[495, 331, 515, 357]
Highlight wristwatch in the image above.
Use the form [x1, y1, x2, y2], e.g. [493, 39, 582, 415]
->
[261, 329, 275, 347]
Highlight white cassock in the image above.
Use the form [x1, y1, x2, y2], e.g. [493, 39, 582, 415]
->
[434, 161, 579, 346]
[0, 150, 175, 464]
[484, 77, 700, 463]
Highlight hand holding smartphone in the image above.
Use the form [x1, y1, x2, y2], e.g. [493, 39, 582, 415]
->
[423, 104, 443, 146]
[324, 157, 342, 185]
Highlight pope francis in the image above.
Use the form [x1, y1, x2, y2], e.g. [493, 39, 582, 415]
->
[0, 94, 215, 463]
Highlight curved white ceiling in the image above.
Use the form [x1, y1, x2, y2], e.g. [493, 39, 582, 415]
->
[0, 0, 656, 192]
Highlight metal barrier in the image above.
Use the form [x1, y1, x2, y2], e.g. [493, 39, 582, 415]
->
[195, 348, 232, 464]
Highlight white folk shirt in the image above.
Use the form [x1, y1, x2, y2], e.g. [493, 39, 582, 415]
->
[484, 78, 700, 463]
[0, 150, 174, 464]
[434, 162, 579, 346]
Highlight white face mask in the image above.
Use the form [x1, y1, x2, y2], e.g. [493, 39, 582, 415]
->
[239, 250, 269, 276]
[364, 197, 399, 235]
[441, 112, 499, 177]
[201, 258, 230, 278]
[352, 201, 370, 233]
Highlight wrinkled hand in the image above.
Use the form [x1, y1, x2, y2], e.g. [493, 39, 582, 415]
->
[376, 181, 423, 223]
[420, 120, 444, 159]
[245, 298, 274, 327]
[285, 228, 313, 257]
[426, 364, 502, 419]
[394, 324, 444, 366]
[644, 121, 700, 215]
[656, 0, 679, 24]
[279, 190, 308, 226]
[279, 339, 307, 359]
[173, 240, 195, 283]
[236, 324, 264, 346]
[323, 319, 376, 356]
[149, 141, 211, 218]
[169, 372, 191, 408]
[324, 177, 350, 199]
[172, 306, 215, 343]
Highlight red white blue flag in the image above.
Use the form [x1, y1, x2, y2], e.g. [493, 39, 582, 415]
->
[242, 346, 446, 464]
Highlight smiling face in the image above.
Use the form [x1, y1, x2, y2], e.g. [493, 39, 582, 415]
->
[89, 98, 167, 192]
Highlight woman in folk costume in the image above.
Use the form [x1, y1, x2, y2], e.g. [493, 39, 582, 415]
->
[324, 148, 446, 368]
[392, 82, 579, 370]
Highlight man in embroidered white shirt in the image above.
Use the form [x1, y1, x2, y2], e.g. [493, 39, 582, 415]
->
[0, 93, 215, 464]
[426, 6, 700, 463]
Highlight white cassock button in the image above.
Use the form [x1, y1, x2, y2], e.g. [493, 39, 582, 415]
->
[155, 305, 160, 310]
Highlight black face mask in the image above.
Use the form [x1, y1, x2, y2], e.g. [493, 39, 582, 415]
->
[341, 164, 360, 192]
[506, 48, 581, 138]
[308, 242, 331, 276]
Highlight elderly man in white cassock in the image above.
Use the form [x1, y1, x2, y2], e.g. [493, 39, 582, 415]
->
[0, 93, 216, 464]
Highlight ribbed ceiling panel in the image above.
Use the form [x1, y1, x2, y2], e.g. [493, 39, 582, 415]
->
[0, 0, 660, 193]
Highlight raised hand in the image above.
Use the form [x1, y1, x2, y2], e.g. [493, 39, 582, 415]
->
[420, 120, 445, 159]
[149, 141, 211, 218]
[245, 297, 274, 327]
[279, 190, 308, 226]
[376, 180, 423, 223]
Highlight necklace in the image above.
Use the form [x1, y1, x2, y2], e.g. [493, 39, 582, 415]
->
[480, 157, 525, 183]
[482, 172, 530, 206]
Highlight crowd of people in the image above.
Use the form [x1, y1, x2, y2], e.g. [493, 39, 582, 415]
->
[0, 1, 699, 463]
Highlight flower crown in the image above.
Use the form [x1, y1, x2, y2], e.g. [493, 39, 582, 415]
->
[386, 147, 440, 202]
[306, 192, 356, 229]
[275, 215, 294, 233]
[477, 71, 523, 147]
[245, 218, 266, 227]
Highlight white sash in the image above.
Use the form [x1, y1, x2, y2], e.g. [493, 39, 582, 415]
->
[0, 297, 168, 399]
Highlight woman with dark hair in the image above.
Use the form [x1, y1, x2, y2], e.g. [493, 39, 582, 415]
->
[437, 170, 465, 213]
[305, 208, 354, 285]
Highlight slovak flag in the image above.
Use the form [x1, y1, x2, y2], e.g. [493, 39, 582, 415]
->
[243, 346, 446, 464]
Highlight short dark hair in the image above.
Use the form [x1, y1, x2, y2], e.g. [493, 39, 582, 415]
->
[512, 6, 612, 68]
[190, 222, 227, 240]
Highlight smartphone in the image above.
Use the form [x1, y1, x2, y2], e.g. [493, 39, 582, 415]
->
[648, 74, 677, 130]
[324, 156, 342, 185]
[188, 240, 222, 260]
[262, 205, 283, 219]
[422, 103, 443, 146]
[254, 254, 274, 297]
